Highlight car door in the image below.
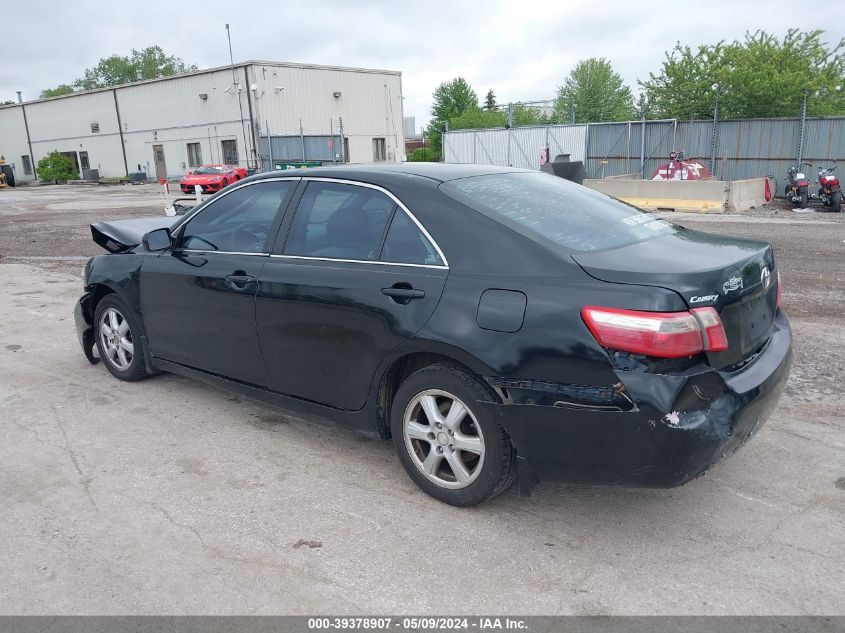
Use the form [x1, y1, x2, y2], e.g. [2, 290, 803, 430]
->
[255, 179, 449, 410]
[141, 178, 298, 386]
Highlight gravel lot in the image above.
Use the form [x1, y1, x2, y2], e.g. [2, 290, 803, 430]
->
[1, 183, 843, 615]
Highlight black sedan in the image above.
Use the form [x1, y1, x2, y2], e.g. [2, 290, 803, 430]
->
[74, 164, 792, 506]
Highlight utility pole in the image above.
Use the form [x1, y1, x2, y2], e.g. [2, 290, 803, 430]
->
[226, 24, 251, 170]
[639, 109, 646, 178]
[710, 86, 720, 175]
[797, 89, 808, 165]
[266, 121, 273, 170]
[337, 117, 347, 163]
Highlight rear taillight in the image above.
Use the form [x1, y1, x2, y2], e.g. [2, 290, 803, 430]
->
[581, 306, 728, 358]
[776, 271, 782, 310]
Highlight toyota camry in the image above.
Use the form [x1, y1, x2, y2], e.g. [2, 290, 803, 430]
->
[74, 164, 792, 506]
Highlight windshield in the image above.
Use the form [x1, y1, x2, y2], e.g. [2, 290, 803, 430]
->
[194, 166, 225, 175]
[440, 171, 677, 252]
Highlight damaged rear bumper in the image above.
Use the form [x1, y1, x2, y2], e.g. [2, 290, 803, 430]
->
[482, 311, 792, 489]
[74, 291, 98, 365]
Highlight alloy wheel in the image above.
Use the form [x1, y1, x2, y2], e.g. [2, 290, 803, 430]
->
[98, 307, 134, 371]
[403, 389, 485, 489]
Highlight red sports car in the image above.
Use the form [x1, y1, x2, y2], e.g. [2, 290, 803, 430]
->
[179, 164, 247, 194]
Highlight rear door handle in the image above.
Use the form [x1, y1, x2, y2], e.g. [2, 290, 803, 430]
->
[381, 286, 425, 301]
[226, 273, 255, 288]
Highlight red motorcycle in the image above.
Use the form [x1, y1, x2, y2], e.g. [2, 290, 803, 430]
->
[785, 163, 811, 208]
[813, 163, 842, 212]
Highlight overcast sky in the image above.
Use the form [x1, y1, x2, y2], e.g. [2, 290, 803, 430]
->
[3, 1, 843, 132]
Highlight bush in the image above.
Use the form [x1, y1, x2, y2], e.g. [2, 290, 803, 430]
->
[36, 151, 78, 182]
[407, 147, 440, 162]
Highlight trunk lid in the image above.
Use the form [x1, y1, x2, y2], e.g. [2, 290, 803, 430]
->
[91, 216, 179, 253]
[572, 228, 777, 369]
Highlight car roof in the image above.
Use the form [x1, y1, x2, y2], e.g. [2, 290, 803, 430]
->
[251, 162, 531, 184]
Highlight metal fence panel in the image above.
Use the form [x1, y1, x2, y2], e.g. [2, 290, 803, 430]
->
[444, 125, 587, 169]
[803, 117, 845, 163]
[445, 116, 845, 193]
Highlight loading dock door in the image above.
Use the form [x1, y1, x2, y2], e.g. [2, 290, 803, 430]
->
[153, 145, 167, 181]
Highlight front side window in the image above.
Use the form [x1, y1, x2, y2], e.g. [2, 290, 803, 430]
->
[284, 182, 393, 261]
[440, 171, 678, 252]
[380, 209, 443, 266]
[179, 181, 294, 253]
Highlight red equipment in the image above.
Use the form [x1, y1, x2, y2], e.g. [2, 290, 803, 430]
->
[651, 152, 712, 181]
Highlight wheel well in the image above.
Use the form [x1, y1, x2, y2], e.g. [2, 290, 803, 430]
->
[89, 284, 115, 315]
[375, 352, 492, 440]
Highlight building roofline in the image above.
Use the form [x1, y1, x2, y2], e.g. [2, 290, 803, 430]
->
[1, 60, 401, 109]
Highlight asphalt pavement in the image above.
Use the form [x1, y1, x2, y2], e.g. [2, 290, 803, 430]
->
[0, 183, 843, 614]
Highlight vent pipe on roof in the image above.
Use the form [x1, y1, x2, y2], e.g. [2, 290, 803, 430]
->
[16, 91, 22, 103]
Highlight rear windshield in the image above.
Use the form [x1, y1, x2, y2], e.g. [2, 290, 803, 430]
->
[440, 172, 677, 252]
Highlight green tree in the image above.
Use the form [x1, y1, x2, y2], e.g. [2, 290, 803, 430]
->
[40, 46, 197, 96]
[450, 108, 505, 130]
[553, 58, 635, 123]
[37, 151, 78, 182]
[406, 147, 441, 162]
[448, 103, 546, 131]
[40, 84, 75, 99]
[484, 89, 497, 111]
[641, 30, 845, 119]
[426, 77, 478, 153]
[512, 104, 548, 126]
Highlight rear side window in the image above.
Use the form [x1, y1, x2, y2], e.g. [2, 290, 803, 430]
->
[380, 209, 443, 266]
[285, 182, 393, 261]
[440, 172, 677, 252]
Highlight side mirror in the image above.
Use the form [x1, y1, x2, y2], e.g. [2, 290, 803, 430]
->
[143, 227, 172, 251]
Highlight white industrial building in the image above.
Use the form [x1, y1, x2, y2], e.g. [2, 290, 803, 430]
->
[0, 60, 405, 183]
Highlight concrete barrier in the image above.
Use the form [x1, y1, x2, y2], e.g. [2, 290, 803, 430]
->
[726, 177, 776, 212]
[604, 173, 642, 180]
[584, 178, 728, 213]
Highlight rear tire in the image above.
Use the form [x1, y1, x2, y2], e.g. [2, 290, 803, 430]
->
[391, 364, 517, 506]
[1, 164, 15, 187]
[799, 188, 808, 208]
[94, 295, 149, 382]
[832, 190, 842, 212]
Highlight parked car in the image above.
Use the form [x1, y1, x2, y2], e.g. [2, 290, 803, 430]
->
[75, 164, 792, 506]
[179, 164, 247, 194]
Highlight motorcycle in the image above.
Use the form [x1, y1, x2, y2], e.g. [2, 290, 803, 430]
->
[785, 163, 811, 208]
[813, 163, 842, 212]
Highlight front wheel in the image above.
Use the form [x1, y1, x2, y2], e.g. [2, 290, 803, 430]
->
[832, 190, 842, 212]
[391, 364, 517, 506]
[94, 295, 149, 381]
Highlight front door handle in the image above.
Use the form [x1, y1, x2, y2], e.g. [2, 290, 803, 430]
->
[226, 273, 255, 288]
[382, 284, 425, 304]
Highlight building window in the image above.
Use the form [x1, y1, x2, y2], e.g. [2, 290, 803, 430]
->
[373, 138, 386, 162]
[187, 143, 203, 168]
[221, 139, 238, 165]
[21, 155, 32, 176]
[90, 122, 100, 134]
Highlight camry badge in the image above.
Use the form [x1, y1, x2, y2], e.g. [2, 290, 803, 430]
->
[760, 266, 772, 290]
[723, 276, 743, 294]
